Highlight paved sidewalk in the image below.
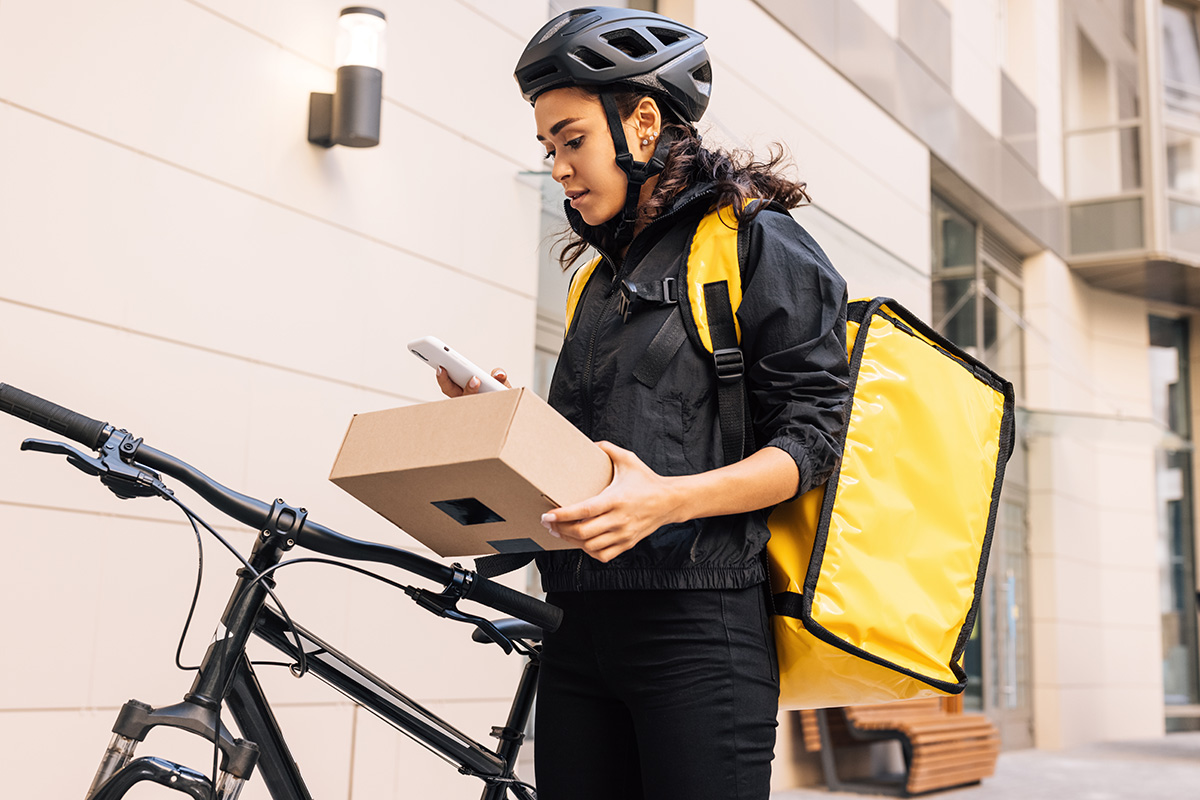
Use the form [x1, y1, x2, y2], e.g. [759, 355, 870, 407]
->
[771, 732, 1200, 799]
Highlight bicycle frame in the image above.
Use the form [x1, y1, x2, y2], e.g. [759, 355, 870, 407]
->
[241, 606, 539, 799]
[86, 527, 540, 800]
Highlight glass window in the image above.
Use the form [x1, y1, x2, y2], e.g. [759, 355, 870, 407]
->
[983, 265, 1025, 399]
[1066, 127, 1142, 199]
[932, 196, 980, 356]
[989, 499, 1031, 713]
[933, 277, 978, 352]
[1068, 198, 1146, 253]
[1167, 128, 1200, 196]
[1064, 2, 1145, 256]
[1170, 198, 1200, 252]
[1164, 1, 1200, 116]
[1149, 315, 1200, 729]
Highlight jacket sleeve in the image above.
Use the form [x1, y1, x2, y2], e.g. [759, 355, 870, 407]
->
[737, 209, 850, 498]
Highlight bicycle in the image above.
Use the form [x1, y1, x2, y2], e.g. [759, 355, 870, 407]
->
[0, 383, 562, 800]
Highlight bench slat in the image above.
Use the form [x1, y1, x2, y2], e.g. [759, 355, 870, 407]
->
[810, 698, 1000, 795]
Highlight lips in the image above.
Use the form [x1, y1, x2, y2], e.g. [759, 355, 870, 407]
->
[566, 189, 589, 208]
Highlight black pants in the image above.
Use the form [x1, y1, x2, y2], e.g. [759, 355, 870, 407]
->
[534, 585, 780, 800]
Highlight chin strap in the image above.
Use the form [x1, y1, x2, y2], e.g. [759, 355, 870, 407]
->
[600, 92, 673, 247]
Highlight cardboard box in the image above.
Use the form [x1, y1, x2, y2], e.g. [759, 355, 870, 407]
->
[329, 388, 613, 557]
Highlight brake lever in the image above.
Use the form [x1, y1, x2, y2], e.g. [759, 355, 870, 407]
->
[21, 433, 168, 500]
[22, 438, 105, 476]
[403, 586, 518, 655]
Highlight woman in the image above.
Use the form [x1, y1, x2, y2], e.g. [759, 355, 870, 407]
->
[439, 7, 850, 799]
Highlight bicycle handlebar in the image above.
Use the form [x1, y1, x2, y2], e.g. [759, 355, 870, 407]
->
[0, 383, 562, 632]
[0, 383, 111, 450]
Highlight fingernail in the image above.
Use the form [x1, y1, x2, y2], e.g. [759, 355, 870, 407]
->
[541, 513, 555, 525]
[548, 529, 561, 539]
[495, 370, 507, 380]
[468, 377, 479, 389]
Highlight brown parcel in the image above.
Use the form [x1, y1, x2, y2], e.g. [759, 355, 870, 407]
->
[328, 388, 613, 558]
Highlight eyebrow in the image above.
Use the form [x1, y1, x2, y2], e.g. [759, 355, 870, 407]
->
[536, 117, 582, 141]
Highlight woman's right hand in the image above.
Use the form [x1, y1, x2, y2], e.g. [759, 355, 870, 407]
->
[435, 366, 512, 398]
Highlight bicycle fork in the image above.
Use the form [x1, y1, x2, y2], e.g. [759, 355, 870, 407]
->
[84, 511, 299, 799]
[83, 699, 258, 800]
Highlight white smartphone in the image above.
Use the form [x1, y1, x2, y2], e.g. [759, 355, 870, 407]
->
[408, 336, 507, 393]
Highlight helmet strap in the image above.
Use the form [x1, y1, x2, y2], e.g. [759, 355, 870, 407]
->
[600, 92, 672, 247]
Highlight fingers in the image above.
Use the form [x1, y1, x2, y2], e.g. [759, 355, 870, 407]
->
[545, 497, 610, 525]
[435, 367, 463, 398]
[491, 368, 512, 389]
[437, 366, 512, 397]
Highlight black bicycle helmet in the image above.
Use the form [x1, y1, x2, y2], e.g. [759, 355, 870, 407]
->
[516, 7, 712, 245]
[515, 6, 711, 123]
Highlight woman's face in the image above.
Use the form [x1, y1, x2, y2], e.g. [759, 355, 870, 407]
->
[535, 88, 634, 227]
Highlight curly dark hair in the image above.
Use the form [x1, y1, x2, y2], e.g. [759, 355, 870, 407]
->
[555, 87, 811, 270]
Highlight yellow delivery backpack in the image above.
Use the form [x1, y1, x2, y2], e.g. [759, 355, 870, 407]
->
[565, 202, 1016, 709]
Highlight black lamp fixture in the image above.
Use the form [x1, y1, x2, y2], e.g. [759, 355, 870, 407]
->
[308, 6, 387, 148]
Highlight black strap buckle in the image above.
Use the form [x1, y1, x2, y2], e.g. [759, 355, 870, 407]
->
[713, 347, 744, 383]
[618, 278, 679, 322]
[661, 277, 678, 303]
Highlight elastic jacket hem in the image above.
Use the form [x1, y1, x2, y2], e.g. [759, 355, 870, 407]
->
[540, 562, 767, 592]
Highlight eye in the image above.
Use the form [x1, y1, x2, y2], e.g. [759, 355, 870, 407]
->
[564, 136, 584, 150]
[543, 149, 556, 162]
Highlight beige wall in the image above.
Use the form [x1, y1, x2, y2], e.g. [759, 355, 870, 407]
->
[0, 1, 546, 797]
[699, 0, 932, 311]
[953, 0, 1003, 137]
[1023, 250, 1165, 748]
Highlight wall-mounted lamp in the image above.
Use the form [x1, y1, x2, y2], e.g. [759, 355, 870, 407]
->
[308, 7, 387, 148]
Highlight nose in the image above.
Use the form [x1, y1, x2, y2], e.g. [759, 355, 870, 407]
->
[552, 153, 571, 184]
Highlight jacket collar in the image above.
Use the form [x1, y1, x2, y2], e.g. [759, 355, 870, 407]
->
[563, 181, 720, 254]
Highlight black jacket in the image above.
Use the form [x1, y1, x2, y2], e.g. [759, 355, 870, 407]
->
[539, 183, 850, 592]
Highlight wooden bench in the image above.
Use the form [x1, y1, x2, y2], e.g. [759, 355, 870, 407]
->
[798, 697, 1000, 796]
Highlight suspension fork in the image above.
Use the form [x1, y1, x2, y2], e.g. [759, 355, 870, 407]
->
[85, 502, 304, 799]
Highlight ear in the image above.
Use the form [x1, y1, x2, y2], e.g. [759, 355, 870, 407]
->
[629, 96, 662, 138]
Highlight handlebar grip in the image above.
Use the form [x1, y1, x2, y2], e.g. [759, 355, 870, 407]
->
[0, 383, 109, 450]
[464, 575, 563, 633]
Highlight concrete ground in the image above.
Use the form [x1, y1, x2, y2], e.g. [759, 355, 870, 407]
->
[771, 732, 1200, 800]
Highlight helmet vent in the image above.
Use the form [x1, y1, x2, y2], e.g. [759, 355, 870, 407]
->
[601, 29, 656, 59]
[540, 9, 596, 43]
[691, 62, 712, 85]
[520, 63, 561, 83]
[648, 27, 688, 46]
[571, 47, 615, 71]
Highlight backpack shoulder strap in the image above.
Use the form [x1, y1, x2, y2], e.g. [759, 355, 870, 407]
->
[682, 204, 744, 353]
[682, 201, 785, 465]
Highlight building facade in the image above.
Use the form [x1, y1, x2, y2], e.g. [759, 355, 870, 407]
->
[0, 0, 1196, 797]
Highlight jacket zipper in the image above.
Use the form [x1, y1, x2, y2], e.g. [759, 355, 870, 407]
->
[577, 197, 708, 437]
[580, 277, 617, 436]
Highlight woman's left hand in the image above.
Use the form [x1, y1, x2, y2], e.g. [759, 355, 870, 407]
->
[541, 441, 681, 564]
